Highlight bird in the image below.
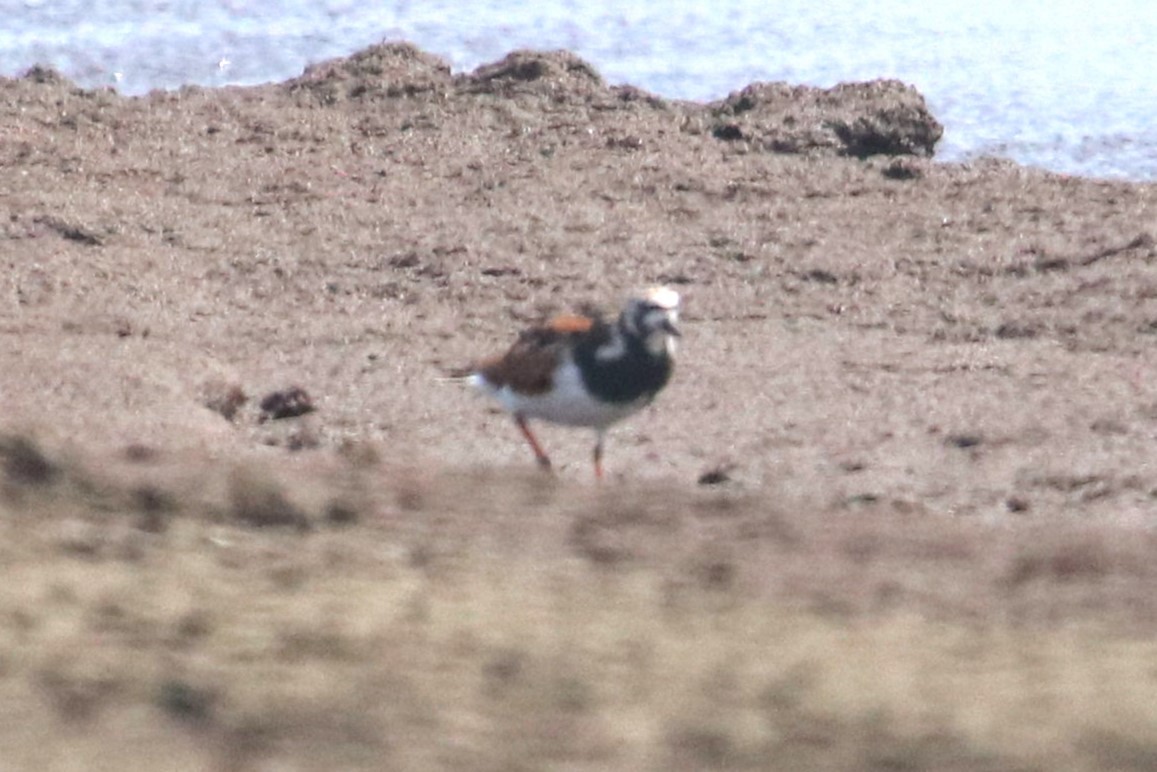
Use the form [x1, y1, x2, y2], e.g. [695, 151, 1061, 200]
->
[454, 286, 681, 478]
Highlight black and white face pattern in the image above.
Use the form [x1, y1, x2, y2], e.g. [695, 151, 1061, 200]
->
[619, 287, 681, 357]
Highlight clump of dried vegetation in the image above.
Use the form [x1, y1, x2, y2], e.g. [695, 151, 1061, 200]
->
[3, 431, 1157, 771]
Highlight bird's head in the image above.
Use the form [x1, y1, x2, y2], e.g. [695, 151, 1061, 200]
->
[622, 286, 681, 356]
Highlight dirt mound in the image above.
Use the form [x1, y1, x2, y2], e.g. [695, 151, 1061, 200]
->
[286, 41, 454, 104]
[274, 44, 940, 159]
[709, 78, 943, 157]
[464, 49, 607, 98]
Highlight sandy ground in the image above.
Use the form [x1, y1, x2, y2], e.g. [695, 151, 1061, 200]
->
[3, 43, 1157, 770]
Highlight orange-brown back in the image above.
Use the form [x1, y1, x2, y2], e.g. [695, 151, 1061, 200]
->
[544, 313, 595, 334]
[475, 314, 598, 395]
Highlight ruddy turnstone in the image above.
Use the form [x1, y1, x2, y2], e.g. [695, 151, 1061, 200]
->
[457, 287, 681, 478]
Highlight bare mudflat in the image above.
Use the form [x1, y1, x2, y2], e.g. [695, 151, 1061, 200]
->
[3, 43, 1157, 770]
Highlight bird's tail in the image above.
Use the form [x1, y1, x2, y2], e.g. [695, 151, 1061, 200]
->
[435, 363, 478, 384]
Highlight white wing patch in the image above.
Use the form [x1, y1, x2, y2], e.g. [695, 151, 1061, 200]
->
[594, 334, 627, 363]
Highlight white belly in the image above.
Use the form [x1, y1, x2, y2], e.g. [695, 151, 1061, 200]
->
[470, 358, 647, 429]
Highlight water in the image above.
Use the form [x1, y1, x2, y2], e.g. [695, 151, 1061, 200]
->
[2, 0, 1155, 181]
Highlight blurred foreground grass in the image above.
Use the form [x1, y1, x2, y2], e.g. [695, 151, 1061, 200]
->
[3, 433, 1157, 771]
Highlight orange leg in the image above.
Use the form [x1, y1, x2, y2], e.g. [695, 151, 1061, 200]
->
[515, 415, 552, 471]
